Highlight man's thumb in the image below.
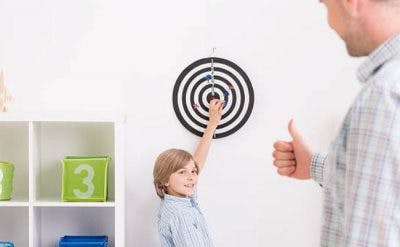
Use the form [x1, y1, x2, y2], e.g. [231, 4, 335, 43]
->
[288, 119, 302, 141]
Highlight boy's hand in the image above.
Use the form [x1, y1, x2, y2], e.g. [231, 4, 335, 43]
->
[208, 99, 224, 129]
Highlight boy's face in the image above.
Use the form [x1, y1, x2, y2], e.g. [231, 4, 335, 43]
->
[165, 160, 198, 198]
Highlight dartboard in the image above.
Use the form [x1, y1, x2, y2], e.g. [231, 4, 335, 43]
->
[173, 57, 254, 138]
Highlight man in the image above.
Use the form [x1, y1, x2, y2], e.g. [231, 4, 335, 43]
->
[272, 0, 400, 246]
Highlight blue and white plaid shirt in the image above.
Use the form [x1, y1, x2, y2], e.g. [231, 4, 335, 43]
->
[157, 191, 213, 247]
[311, 33, 400, 246]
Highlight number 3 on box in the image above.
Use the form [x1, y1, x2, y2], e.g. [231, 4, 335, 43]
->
[73, 164, 95, 199]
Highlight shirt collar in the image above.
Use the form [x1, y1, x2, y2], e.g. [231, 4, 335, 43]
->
[357, 33, 400, 83]
[163, 194, 192, 206]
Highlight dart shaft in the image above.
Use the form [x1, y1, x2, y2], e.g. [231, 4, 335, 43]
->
[211, 58, 215, 95]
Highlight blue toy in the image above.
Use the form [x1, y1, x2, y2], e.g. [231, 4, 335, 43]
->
[59, 236, 108, 247]
[0, 242, 14, 247]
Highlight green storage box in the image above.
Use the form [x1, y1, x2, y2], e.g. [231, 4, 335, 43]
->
[62, 156, 110, 202]
[0, 161, 14, 201]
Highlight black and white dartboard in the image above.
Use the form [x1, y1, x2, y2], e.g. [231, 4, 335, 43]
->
[173, 57, 254, 138]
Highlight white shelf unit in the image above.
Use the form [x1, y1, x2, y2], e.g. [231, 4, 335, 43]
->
[0, 114, 125, 247]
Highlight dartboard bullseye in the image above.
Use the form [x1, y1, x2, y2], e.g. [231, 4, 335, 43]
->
[173, 57, 254, 138]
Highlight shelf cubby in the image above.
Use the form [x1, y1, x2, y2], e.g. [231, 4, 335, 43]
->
[0, 114, 125, 247]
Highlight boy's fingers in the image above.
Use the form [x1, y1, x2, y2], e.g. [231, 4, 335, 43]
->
[210, 99, 219, 105]
[217, 101, 224, 111]
[210, 99, 223, 108]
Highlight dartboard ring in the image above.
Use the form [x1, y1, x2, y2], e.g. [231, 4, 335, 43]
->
[173, 57, 254, 138]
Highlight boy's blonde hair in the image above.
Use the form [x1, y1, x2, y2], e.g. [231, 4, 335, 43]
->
[153, 148, 199, 199]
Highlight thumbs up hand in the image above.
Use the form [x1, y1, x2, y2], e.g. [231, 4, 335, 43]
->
[272, 119, 313, 179]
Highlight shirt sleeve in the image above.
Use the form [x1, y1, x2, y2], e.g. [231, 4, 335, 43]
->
[310, 152, 327, 186]
[343, 85, 400, 245]
[158, 214, 174, 247]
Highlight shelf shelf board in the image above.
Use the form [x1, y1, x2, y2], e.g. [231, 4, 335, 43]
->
[0, 199, 29, 207]
[33, 200, 116, 207]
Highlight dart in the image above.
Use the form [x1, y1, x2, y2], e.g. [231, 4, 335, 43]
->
[204, 74, 212, 81]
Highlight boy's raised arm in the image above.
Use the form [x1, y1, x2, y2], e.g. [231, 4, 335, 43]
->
[193, 99, 223, 171]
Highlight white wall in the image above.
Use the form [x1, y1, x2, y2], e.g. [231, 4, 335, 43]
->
[1, 0, 362, 246]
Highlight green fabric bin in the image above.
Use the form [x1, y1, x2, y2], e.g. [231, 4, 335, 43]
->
[0, 161, 14, 201]
[62, 156, 110, 202]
